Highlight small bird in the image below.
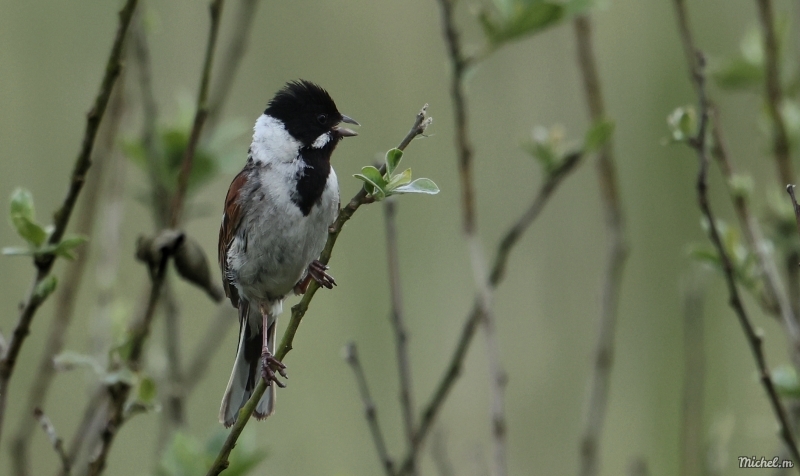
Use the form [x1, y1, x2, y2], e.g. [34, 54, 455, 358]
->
[218, 80, 358, 427]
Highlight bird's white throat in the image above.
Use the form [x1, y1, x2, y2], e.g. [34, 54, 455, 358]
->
[251, 114, 302, 164]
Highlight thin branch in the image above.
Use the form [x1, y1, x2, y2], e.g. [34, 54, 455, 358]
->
[131, 14, 170, 228]
[170, 0, 226, 227]
[435, 0, 504, 473]
[204, 106, 431, 476]
[756, 0, 795, 186]
[0, 0, 139, 447]
[673, 0, 800, 466]
[33, 408, 70, 476]
[384, 198, 416, 475]
[344, 342, 395, 475]
[10, 75, 126, 476]
[573, 14, 629, 476]
[397, 151, 583, 475]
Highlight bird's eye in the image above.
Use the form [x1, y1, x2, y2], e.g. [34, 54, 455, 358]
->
[317, 114, 327, 124]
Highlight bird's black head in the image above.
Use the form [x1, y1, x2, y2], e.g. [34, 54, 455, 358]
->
[264, 80, 358, 148]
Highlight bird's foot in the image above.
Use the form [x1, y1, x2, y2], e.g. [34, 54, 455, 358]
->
[308, 260, 336, 289]
[261, 349, 287, 388]
[293, 260, 336, 294]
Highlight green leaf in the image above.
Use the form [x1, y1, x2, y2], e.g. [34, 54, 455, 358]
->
[354, 166, 388, 200]
[773, 365, 800, 398]
[137, 376, 157, 404]
[34, 276, 57, 301]
[667, 106, 697, 143]
[712, 57, 763, 90]
[583, 119, 615, 153]
[9, 188, 47, 247]
[2, 247, 33, 256]
[52, 235, 88, 260]
[353, 174, 376, 195]
[480, 2, 564, 47]
[387, 168, 413, 191]
[103, 367, 136, 386]
[53, 351, 105, 375]
[392, 178, 440, 195]
[385, 148, 404, 176]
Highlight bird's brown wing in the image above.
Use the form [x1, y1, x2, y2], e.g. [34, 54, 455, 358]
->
[219, 170, 250, 309]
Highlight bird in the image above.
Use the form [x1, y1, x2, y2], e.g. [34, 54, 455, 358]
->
[217, 80, 358, 427]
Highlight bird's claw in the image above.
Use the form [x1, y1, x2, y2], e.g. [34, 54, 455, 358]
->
[308, 259, 336, 289]
[261, 351, 287, 388]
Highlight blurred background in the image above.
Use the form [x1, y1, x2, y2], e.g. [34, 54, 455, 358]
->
[1, 0, 799, 474]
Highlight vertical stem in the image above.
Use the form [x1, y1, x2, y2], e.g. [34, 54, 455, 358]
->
[435, 0, 506, 473]
[573, 14, 629, 476]
[756, 0, 795, 187]
[384, 198, 417, 475]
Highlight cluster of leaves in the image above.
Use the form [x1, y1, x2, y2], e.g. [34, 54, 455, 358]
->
[523, 118, 614, 174]
[479, 0, 596, 50]
[155, 430, 265, 476]
[354, 148, 440, 200]
[3, 188, 87, 299]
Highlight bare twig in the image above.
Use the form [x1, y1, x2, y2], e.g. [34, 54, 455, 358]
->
[397, 152, 583, 475]
[0, 0, 139, 447]
[756, 0, 795, 186]
[384, 198, 417, 475]
[435, 0, 505, 473]
[10, 77, 126, 476]
[680, 278, 706, 476]
[673, 0, 800, 466]
[33, 408, 70, 476]
[344, 343, 395, 475]
[573, 14, 629, 476]
[204, 106, 431, 476]
[170, 0, 226, 227]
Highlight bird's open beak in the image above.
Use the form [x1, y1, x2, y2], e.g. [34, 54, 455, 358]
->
[334, 114, 359, 137]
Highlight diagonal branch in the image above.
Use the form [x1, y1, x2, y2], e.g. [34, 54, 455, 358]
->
[673, 0, 800, 467]
[396, 151, 583, 475]
[170, 0, 226, 227]
[344, 342, 395, 475]
[0, 0, 139, 448]
[10, 73, 126, 476]
[203, 106, 431, 476]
